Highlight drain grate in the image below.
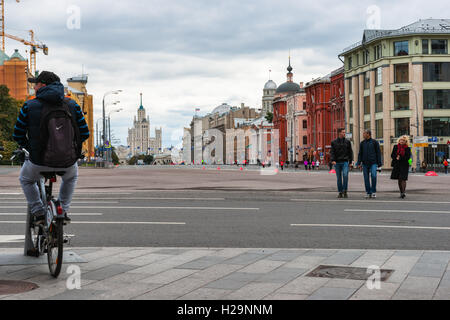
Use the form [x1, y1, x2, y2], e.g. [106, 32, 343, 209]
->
[0, 280, 39, 295]
[306, 265, 394, 281]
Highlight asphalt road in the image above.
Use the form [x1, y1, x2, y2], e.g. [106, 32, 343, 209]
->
[0, 189, 449, 250]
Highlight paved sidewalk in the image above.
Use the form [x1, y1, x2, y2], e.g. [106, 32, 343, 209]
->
[0, 247, 449, 300]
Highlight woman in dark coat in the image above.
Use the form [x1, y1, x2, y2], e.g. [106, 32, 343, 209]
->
[391, 135, 412, 199]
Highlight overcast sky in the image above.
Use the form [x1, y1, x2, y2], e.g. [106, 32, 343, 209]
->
[5, 0, 449, 148]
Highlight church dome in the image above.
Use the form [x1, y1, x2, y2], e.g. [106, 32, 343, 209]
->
[211, 103, 233, 116]
[264, 80, 277, 90]
[276, 81, 300, 94]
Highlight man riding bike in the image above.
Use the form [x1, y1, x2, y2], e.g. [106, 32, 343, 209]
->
[13, 71, 90, 225]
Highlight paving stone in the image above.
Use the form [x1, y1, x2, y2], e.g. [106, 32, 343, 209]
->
[284, 255, 328, 269]
[113, 249, 158, 259]
[302, 250, 338, 257]
[179, 288, 233, 300]
[266, 250, 308, 262]
[45, 289, 106, 300]
[141, 268, 197, 285]
[237, 260, 285, 274]
[204, 272, 262, 290]
[175, 256, 227, 270]
[392, 251, 424, 257]
[276, 277, 330, 295]
[263, 293, 308, 300]
[126, 253, 174, 266]
[95, 283, 161, 300]
[409, 262, 447, 278]
[351, 251, 395, 268]
[307, 287, 357, 300]
[321, 250, 365, 265]
[153, 248, 192, 255]
[382, 255, 421, 283]
[133, 277, 208, 300]
[83, 264, 139, 281]
[350, 282, 401, 300]
[325, 279, 366, 289]
[433, 280, 450, 300]
[80, 248, 130, 261]
[254, 267, 308, 284]
[223, 282, 284, 300]
[246, 249, 280, 255]
[224, 253, 267, 265]
[208, 248, 249, 259]
[190, 264, 245, 282]
[392, 276, 441, 300]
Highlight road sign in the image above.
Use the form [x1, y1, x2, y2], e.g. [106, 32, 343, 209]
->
[432, 144, 438, 149]
[429, 136, 438, 143]
[414, 136, 428, 144]
[345, 133, 353, 139]
[414, 143, 429, 148]
[436, 152, 445, 157]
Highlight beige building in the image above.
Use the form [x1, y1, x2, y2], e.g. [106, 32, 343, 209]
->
[340, 19, 450, 169]
[127, 94, 162, 156]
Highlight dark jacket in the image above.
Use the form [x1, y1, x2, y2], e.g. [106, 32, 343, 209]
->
[357, 138, 382, 167]
[391, 144, 411, 181]
[330, 137, 353, 163]
[13, 81, 90, 165]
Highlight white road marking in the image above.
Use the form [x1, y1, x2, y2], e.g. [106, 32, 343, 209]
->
[291, 199, 450, 204]
[290, 224, 450, 231]
[0, 235, 25, 243]
[0, 193, 21, 195]
[0, 206, 259, 210]
[0, 221, 185, 225]
[345, 209, 450, 214]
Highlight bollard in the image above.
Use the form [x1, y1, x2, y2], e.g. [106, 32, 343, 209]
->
[24, 205, 34, 256]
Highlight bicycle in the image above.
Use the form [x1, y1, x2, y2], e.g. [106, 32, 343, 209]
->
[11, 148, 68, 278]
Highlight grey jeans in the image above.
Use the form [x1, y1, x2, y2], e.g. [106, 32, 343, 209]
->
[19, 160, 78, 214]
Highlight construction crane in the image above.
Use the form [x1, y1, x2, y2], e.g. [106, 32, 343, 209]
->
[0, 0, 48, 76]
[0, 0, 20, 52]
[4, 30, 48, 76]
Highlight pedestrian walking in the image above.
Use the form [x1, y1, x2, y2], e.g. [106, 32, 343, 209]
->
[315, 160, 320, 170]
[421, 160, 427, 173]
[330, 128, 354, 198]
[444, 159, 449, 174]
[280, 160, 284, 171]
[391, 135, 411, 199]
[355, 130, 382, 199]
[304, 160, 308, 170]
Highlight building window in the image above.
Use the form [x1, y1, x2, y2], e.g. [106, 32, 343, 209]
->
[394, 41, 409, 56]
[394, 63, 409, 83]
[422, 39, 429, 54]
[348, 56, 353, 69]
[364, 72, 370, 89]
[395, 118, 410, 137]
[303, 102, 306, 110]
[424, 117, 450, 136]
[364, 121, 371, 130]
[376, 67, 382, 86]
[348, 79, 353, 94]
[349, 100, 353, 118]
[423, 62, 450, 82]
[376, 119, 383, 139]
[424, 90, 450, 109]
[356, 54, 359, 66]
[303, 120, 307, 129]
[363, 50, 370, 64]
[374, 44, 382, 60]
[431, 40, 448, 54]
[364, 96, 370, 115]
[303, 136, 308, 145]
[394, 91, 410, 110]
[375, 93, 383, 113]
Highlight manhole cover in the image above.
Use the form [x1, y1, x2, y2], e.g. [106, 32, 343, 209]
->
[0, 280, 39, 295]
[306, 265, 394, 281]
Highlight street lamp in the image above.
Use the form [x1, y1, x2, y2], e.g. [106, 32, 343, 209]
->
[102, 90, 122, 161]
[395, 84, 420, 172]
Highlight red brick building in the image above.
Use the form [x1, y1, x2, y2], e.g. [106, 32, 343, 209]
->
[305, 74, 332, 163]
[330, 67, 345, 141]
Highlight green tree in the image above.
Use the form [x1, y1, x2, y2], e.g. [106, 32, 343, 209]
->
[143, 155, 154, 165]
[0, 85, 21, 161]
[111, 147, 120, 165]
[265, 111, 273, 123]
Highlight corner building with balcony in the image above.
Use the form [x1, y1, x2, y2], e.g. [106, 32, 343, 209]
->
[340, 19, 450, 168]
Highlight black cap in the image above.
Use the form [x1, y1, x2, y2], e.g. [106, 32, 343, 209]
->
[28, 71, 60, 85]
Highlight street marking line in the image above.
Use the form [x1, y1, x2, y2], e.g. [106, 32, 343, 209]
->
[345, 209, 450, 214]
[0, 235, 24, 243]
[0, 206, 259, 210]
[290, 224, 450, 231]
[291, 199, 450, 204]
[0, 221, 185, 225]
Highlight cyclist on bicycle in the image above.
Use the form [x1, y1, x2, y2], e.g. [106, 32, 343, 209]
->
[13, 71, 90, 225]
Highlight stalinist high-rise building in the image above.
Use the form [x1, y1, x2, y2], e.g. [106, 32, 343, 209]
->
[127, 93, 162, 156]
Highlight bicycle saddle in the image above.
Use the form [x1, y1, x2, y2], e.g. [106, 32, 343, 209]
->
[40, 172, 65, 179]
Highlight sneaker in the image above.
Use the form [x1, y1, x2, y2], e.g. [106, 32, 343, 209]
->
[365, 194, 372, 199]
[338, 193, 343, 198]
[64, 212, 72, 223]
[343, 191, 348, 198]
[32, 209, 46, 225]
[372, 193, 377, 198]
[401, 193, 406, 199]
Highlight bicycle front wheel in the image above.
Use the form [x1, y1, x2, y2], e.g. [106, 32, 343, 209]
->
[47, 219, 64, 278]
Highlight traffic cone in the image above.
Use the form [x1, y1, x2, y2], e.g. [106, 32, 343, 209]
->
[329, 169, 336, 174]
[425, 171, 438, 176]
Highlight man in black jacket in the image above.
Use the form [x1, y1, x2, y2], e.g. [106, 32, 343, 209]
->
[330, 128, 353, 198]
[356, 130, 382, 198]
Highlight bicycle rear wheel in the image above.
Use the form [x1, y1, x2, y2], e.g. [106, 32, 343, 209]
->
[47, 219, 64, 278]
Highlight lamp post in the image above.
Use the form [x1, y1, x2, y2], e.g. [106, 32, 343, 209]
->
[395, 85, 420, 172]
[107, 108, 123, 163]
[102, 90, 122, 162]
[95, 118, 104, 157]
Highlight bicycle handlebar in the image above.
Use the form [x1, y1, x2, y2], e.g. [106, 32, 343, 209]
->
[10, 147, 30, 161]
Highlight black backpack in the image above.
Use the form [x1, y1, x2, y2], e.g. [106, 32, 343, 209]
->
[39, 98, 81, 168]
